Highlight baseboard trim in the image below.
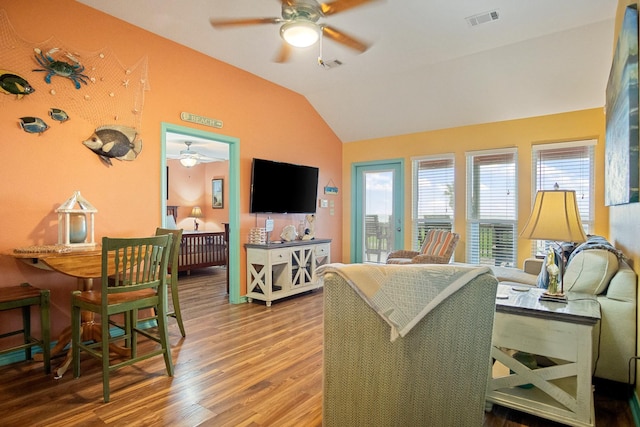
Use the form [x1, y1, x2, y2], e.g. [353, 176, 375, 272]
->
[631, 389, 640, 427]
[0, 320, 157, 368]
[0, 347, 45, 367]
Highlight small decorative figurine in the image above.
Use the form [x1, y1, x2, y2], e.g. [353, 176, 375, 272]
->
[301, 214, 315, 240]
[280, 224, 298, 242]
[297, 220, 306, 239]
[545, 249, 560, 295]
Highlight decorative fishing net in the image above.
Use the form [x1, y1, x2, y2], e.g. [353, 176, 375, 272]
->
[0, 9, 149, 130]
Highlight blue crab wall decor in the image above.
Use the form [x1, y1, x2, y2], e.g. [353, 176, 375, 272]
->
[33, 48, 89, 89]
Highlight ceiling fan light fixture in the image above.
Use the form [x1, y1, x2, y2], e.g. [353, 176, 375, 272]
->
[280, 21, 320, 48]
[180, 156, 198, 168]
[179, 141, 199, 167]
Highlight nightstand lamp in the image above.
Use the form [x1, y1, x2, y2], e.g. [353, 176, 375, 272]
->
[56, 191, 97, 248]
[520, 184, 587, 302]
[190, 206, 203, 231]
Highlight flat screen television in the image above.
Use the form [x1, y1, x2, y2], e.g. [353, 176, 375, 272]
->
[250, 158, 319, 214]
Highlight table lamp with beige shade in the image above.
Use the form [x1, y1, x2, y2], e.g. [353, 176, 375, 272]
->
[190, 206, 203, 231]
[519, 184, 587, 303]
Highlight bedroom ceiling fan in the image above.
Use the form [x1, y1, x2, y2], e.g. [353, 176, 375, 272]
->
[176, 141, 226, 167]
[179, 141, 200, 167]
[210, 0, 378, 63]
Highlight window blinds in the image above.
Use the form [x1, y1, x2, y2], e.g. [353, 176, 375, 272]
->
[466, 148, 517, 267]
[412, 155, 454, 250]
[530, 140, 595, 254]
[532, 140, 595, 230]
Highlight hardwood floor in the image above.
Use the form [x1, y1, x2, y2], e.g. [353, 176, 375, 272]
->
[0, 267, 634, 426]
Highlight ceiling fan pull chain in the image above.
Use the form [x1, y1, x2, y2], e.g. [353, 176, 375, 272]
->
[318, 29, 326, 67]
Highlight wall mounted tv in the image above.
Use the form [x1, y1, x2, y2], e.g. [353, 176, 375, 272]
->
[250, 158, 319, 214]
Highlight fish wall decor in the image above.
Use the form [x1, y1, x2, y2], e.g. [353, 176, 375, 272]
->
[0, 70, 35, 99]
[82, 125, 142, 166]
[49, 108, 69, 123]
[19, 117, 49, 134]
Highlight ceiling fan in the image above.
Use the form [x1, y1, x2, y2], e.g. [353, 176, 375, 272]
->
[175, 141, 226, 167]
[210, 0, 378, 63]
[179, 141, 200, 167]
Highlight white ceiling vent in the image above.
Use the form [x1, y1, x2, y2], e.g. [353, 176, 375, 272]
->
[466, 10, 500, 27]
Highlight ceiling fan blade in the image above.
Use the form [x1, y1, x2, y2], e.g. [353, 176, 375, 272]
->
[322, 26, 369, 53]
[274, 42, 293, 63]
[320, 0, 378, 16]
[210, 17, 282, 28]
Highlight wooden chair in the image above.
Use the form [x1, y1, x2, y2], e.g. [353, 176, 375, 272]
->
[0, 283, 50, 374]
[387, 229, 459, 264]
[111, 228, 185, 337]
[71, 235, 173, 402]
[155, 227, 185, 337]
[364, 214, 383, 262]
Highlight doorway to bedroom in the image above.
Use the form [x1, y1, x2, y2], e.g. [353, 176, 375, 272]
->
[161, 122, 241, 304]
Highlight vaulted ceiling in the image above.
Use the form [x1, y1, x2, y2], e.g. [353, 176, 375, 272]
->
[78, 0, 617, 143]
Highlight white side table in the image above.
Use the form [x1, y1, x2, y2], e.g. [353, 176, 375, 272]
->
[486, 284, 600, 427]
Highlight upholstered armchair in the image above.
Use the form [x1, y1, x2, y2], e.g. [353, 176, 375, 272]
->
[320, 263, 498, 426]
[386, 229, 459, 264]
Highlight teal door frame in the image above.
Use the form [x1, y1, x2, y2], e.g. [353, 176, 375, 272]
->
[160, 122, 242, 304]
[351, 159, 404, 263]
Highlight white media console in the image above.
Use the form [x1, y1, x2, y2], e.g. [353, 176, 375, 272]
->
[245, 239, 331, 307]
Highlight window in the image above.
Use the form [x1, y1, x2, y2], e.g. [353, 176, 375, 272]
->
[466, 149, 517, 267]
[531, 140, 595, 253]
[412, 155, 454, 250]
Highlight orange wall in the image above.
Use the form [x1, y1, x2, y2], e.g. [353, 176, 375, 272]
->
[0, 0, 343, 338]
[342, 108, 608, 268]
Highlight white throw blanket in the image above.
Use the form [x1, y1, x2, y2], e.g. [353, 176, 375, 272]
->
[317, 263, 493, 341]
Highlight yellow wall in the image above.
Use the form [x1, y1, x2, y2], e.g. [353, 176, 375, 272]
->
[342, 109, 608, 268]
[0, 0, 343, 338]
[612, 0, 640, 400]
[341, 0, 639, 397]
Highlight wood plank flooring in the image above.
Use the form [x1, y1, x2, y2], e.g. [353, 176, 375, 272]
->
[0, 267, 634, 426]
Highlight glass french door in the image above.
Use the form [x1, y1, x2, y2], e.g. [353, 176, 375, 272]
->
[352, 160, 404, 263]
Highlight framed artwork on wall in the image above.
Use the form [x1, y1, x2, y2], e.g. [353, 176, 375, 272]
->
[605, 5, 639, 206]
[212, 178, 223, 209]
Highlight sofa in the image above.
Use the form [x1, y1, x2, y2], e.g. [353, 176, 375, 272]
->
[491, 245, 637, 384]
[319, 263, 498, 426]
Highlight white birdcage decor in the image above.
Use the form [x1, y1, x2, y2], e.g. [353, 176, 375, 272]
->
[56, 191, 97, 248]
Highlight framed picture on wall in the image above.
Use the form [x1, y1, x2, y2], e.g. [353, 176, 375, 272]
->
[212, 178, 223, 209]
[605, 6, 639, 206]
